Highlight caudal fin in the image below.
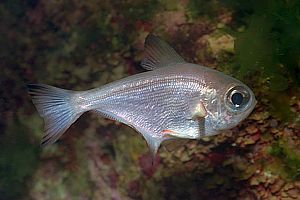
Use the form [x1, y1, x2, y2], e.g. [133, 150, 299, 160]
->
[27, 84, 82, 146]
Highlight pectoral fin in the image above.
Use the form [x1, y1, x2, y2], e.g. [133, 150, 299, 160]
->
[141, 34, 186, 70]
[187, 98, 207, 138]
[191, 101, 207, 119]
[198, 117, 206, 138]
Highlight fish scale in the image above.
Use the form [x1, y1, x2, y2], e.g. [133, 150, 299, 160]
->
[27, 34, 256, 158]
[93, 75, 199, 134]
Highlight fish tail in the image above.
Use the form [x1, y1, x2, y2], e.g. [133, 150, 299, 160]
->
[27, 84, 83, 146]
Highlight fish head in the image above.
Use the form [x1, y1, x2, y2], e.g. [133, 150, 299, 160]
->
[204, 74, 257, 134]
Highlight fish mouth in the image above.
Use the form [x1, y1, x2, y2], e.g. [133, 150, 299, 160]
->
[217, 98, 257, 131]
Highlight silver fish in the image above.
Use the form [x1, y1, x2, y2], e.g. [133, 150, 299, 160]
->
[28, 34, 256, 156]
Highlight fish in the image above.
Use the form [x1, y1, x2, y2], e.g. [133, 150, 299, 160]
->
[27, 34, 257, 156]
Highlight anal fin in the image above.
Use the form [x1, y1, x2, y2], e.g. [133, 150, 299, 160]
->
[93, 108, 162, 161]
[134, 127, 163, 162]
[93, 109, 128, 125]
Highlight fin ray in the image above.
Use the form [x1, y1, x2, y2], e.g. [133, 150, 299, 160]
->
[140, 130, 162, 158]
[141, 34, 186, 70]
[27, 84, 82, 146]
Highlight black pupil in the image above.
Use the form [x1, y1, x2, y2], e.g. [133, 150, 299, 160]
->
[231, 92, 243, 107]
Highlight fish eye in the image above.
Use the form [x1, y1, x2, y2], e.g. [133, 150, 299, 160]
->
[225, 86, 251, 111]
[231, 92, 243, 107]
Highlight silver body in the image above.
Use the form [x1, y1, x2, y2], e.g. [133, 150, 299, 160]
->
[75, 63, 255, 139]
[28, 34, 256, 155]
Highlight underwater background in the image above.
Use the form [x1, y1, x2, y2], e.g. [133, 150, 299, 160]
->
[0, 0, 300, 199]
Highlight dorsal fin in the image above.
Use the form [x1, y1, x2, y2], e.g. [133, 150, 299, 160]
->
[141, 34, 186, 70]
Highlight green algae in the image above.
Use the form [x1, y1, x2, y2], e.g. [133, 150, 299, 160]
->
[116, 0, 161, 21]
[225, 0, 299, 121]
[188, 0, 220, 20]
[268, 139, 300, 180]
[65, 138, 93, 199]
[32, 169, 69, 200]
[0, 117, 39, 199]
[188, 0, 300, 121]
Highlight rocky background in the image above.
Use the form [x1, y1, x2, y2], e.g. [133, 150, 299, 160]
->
[0, 0, 300, 199]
